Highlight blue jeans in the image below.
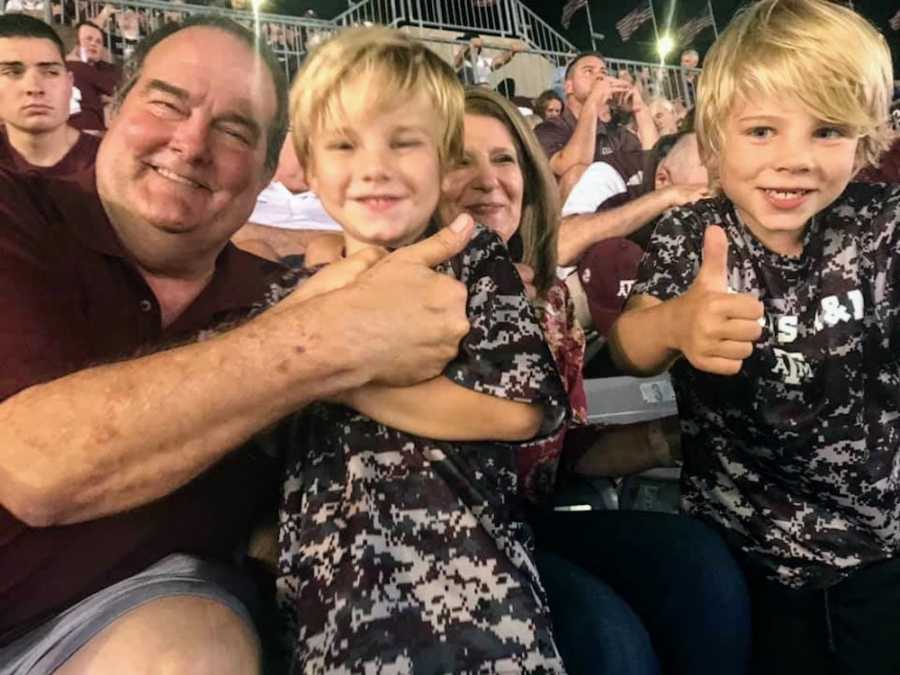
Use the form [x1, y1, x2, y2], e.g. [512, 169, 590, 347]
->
[530, 510, 751, 675]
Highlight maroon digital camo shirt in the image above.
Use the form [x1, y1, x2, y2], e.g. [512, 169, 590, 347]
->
[0, 128, 100, 177]
[0, 167, 282, 645]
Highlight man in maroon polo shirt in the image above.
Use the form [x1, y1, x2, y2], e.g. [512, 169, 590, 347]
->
[66, 20, 122, 133]
[0, 16, 472, 675]
[0, 15, 100, 176]
[534, 51, 659, 196]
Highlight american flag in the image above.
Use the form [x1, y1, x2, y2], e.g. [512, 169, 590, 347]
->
[890, 7, 900, 30]
[615, 2, 653, 42]
[676, 8, 714, 46]
[561, 0, 588, 29]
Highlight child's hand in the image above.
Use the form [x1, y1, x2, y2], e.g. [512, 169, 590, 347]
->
[670, 225, 764, 375]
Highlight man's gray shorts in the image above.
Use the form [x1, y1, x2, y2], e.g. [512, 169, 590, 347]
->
[0, 554, 259, 675]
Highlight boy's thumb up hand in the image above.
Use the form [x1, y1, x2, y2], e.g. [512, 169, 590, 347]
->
[696, 225, 730, 291]
[671, 224, 764, 375]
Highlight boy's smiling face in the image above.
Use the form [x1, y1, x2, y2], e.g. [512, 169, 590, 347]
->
[305, 83, 443, 255]
[717, 94, 859, 256]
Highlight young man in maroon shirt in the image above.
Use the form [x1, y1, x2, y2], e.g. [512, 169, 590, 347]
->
[0, 15, 99, 176]
[0, 16, 473, 675]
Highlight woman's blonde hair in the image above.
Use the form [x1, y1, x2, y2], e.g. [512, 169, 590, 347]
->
[462, 88, 560, 296]
[696, 0, 895, 179]
[289, 26, 464, 170]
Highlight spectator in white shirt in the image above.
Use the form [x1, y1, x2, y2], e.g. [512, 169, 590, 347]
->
[231, 134, 341, 261]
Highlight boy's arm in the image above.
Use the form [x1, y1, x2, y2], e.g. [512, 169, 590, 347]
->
[608, 294, 681, 376]
[337, 376, 543, 442]
[610, 225, 765, 376]
[337, 226, 565, 443]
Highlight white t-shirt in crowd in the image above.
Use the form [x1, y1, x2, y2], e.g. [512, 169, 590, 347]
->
[557, 162, 629, 280]
[561, 161, 628, 218]
[248, 181, 341, 231]
[460, 54, 494, 85]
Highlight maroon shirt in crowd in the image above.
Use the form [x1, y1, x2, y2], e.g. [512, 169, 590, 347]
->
[67, 60, 122, 131]
[0, 128, 100, 177]
[0, 167, 282, 645]
[535, 108, 645, 184]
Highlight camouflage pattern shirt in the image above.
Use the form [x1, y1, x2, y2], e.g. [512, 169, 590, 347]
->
[277, 225, 568, 673]
[632, 183, 900, 589]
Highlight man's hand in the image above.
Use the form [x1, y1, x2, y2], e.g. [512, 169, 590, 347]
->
[276, 247, 386, 309]
[617, 83, 646, 113]
[333, 214, 475, 386]
[586, 76, 631, 109]
[662, 183, 712, 209]
[669, 226, 764, 375]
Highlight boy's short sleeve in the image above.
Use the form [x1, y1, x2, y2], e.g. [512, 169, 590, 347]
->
[631, 206, 705, 302]
[442, 226, 567, 437]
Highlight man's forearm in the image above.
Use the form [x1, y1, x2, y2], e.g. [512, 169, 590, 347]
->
[632, 107, 659, 150]
[549, 105, 599, 177]
[232, 223, 328, 258]
[557, 188, 673, 266]
[453, 47, 467, 69]
[0, 291, 371, 528]
[492, 49, 514, 69]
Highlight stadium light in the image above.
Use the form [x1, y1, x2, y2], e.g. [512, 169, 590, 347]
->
[657, 34, 674, 60]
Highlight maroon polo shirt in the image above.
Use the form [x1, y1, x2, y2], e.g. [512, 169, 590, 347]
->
[0, 167, 283, 645]
[0, 128, 100, 177]
[67, 60, 122, 132]
[535, 108, 645, 184]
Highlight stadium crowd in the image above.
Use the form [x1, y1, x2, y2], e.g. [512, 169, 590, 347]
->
[0, 0, 899, 674]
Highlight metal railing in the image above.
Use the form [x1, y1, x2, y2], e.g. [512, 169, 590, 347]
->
[40, 0, 721, 108]
[604, 57, 701, 110]
[333, 0, 576, 56]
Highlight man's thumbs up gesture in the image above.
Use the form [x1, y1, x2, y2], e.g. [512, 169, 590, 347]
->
[671, 226, 764, 375]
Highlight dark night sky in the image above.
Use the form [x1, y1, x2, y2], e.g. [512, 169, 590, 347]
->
[523, 0, 898, 70]
[277, 0, 898, 70]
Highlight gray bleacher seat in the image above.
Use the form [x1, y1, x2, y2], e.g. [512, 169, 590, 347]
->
[552, 374, 681, 513]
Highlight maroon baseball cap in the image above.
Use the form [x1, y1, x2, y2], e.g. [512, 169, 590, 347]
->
[576, 237, 644, 336]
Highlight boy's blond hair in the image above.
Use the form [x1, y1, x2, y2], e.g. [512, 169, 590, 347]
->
[289, 26, 464, 170]
[696, 0, 895, 178]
